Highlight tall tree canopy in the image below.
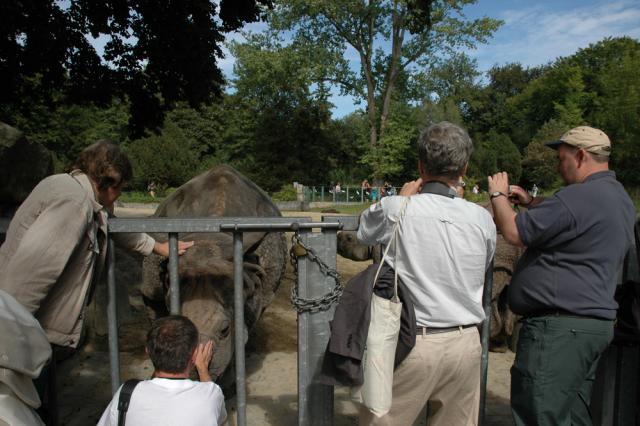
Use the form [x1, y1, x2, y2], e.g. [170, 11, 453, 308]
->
[268, 0, 501, 149]
[0, 0, 271, 134]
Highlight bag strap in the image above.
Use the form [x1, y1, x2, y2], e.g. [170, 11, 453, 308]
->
[117, 379, 141, 426]
[373, 197, 409, 301]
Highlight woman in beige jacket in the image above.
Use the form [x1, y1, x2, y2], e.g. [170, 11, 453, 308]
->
[0, 140, 192, 348]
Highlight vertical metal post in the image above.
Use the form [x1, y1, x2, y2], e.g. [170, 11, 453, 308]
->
[107, 237, 121, 394]
[298, 230, 336, 426]
[168, 233, 180, 314]
[233, 231, 247, 426]
[321, 186, 324, 202]
[346, 187, 349, 204]
[479, 260, 494, 425]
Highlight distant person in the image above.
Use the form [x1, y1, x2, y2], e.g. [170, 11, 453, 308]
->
[358, 122, 496, 425]
[488, 126, 635, 425]
[472, 184, 479, 194]
[530, 183, 538, 197]
[370, 186, 379, 202]
[0, 289, 51, 426]
[147, 180, 157, 198]
[97, 315, 227, 426]
[361, 179, 371, 199]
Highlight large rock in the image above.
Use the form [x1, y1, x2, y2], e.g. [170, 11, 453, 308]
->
[0, 122, 53, 216]
[141, 165, 287, 390]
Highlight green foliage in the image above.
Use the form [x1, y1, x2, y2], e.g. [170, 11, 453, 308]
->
[520, 120, 568, 189]
[271, 185, 298, 202]
[1, 1, 271, 134]
[268, 0, 501, 154]
[124, 122, 200, 189]
[361, 104, 416, 181]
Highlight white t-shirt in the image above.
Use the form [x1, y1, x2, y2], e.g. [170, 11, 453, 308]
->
[97, 378, 227, 426]
[358, 193, 496, 328]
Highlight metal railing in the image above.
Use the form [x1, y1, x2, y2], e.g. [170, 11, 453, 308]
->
[106, 216, 355, 426]
[304, 186, 399, 204]
[1, 215, 494, 425]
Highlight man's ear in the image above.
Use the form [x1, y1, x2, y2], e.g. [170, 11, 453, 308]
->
[462, 163, 469, 176]
[576, 149, 588, 167]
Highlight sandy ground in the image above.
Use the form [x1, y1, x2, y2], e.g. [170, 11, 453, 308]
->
[56, 207, 515, 425]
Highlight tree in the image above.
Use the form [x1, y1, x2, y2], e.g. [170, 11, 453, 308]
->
[0, 0, 271, 134]
[224, 37, 342, 191]
[521, 119, 569, 190]
[125, 121, 200, 188]
[268, 0, 501, 151]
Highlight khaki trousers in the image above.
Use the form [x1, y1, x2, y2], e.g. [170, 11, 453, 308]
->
[359, 326, 481, 426]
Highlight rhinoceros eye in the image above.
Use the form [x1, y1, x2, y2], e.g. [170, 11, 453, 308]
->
[219, 321, 231, 339]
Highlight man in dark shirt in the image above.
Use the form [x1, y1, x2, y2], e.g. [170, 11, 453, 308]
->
[488, 126, 636, 425]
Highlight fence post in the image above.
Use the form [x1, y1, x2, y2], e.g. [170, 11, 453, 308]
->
[479, 259, 494, 425]
[168, 233, 180, 314]
[233, 231, 248, 426]
[297, 229, 337, 426]
[106, 237, 121, 394]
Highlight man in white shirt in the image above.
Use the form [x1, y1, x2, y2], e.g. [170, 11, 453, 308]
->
[358, 121, 496, 426]
[97, 316, 227, 426]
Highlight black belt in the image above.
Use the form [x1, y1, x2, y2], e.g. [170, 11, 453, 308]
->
[524, 309, 608, 321]
[417, 324, 477, 335]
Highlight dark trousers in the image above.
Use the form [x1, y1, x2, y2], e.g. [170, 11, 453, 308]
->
[511, 315, 614, 426]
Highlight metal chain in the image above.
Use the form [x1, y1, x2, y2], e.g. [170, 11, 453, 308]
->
[289, 232, 343, 313]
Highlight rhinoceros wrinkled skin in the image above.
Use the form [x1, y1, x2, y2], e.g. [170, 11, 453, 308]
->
[336, 201, 524, 352]
[141, 165, 287, 389]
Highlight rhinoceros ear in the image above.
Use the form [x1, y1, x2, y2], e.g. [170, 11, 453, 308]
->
[177, 240, 234, 280]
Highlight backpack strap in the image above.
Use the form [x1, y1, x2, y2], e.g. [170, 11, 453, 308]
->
[117, 379, 141, 426]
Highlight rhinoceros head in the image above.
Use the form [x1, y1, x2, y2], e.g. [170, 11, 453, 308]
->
[140, 165, 286, 389]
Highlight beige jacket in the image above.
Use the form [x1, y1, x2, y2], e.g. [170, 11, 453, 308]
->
[0, 171, 155, 347]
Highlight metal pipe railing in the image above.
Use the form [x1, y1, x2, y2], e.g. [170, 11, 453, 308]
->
[479, 260, 494, 425]
[233, 231, 247, 426]
[106, 217, 347, 426]
[168, 233, 180, 314]
[107, 238, 120, 395]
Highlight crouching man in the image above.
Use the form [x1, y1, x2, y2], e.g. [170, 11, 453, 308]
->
[97, 316, 227, 426]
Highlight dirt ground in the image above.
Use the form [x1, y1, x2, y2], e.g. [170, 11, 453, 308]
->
[56, 207, 514, 425]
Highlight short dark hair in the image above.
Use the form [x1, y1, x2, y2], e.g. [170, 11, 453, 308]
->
[417, 122, 474, 179]
[146, 316, 199, 374]
[71, 139, 133, 190]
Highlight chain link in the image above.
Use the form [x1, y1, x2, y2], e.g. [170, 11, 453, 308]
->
[289, 232, 343, 313]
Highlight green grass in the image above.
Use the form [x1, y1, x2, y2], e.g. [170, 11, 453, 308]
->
[119, 191, 164, 204]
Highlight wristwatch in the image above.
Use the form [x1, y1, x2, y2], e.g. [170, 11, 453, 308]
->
[490, 191, 507, 200]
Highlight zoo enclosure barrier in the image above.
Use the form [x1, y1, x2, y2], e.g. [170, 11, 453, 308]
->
[106, 215, 495, 426]
[0, 215, 493, 426]
[302, 185, 399, 204]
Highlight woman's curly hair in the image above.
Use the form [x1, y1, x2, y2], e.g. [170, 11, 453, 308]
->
[70, 139, 133, 190]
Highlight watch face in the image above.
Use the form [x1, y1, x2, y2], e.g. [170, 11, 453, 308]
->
[491, 191, 503, 199]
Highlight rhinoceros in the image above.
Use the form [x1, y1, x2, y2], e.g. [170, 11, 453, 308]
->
[141, 165, 287, 389]
[337, 201, 524, 352]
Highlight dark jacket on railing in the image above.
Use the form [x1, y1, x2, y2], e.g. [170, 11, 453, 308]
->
[319, 263, 416, 387]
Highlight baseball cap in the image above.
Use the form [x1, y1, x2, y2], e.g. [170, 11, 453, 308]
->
[546, 126, 611, 156]
[0, 290, 52, 408]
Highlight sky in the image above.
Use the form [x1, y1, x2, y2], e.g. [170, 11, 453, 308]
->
[218, 0, 640, 118]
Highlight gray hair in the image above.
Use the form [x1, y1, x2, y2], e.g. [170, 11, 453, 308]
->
[417, 121, 474, 178]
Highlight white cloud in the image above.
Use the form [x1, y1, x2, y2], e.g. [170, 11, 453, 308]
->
[470, 0, 640, 71]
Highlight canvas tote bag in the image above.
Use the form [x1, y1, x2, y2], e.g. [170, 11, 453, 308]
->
[351, 197, 408, 417]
